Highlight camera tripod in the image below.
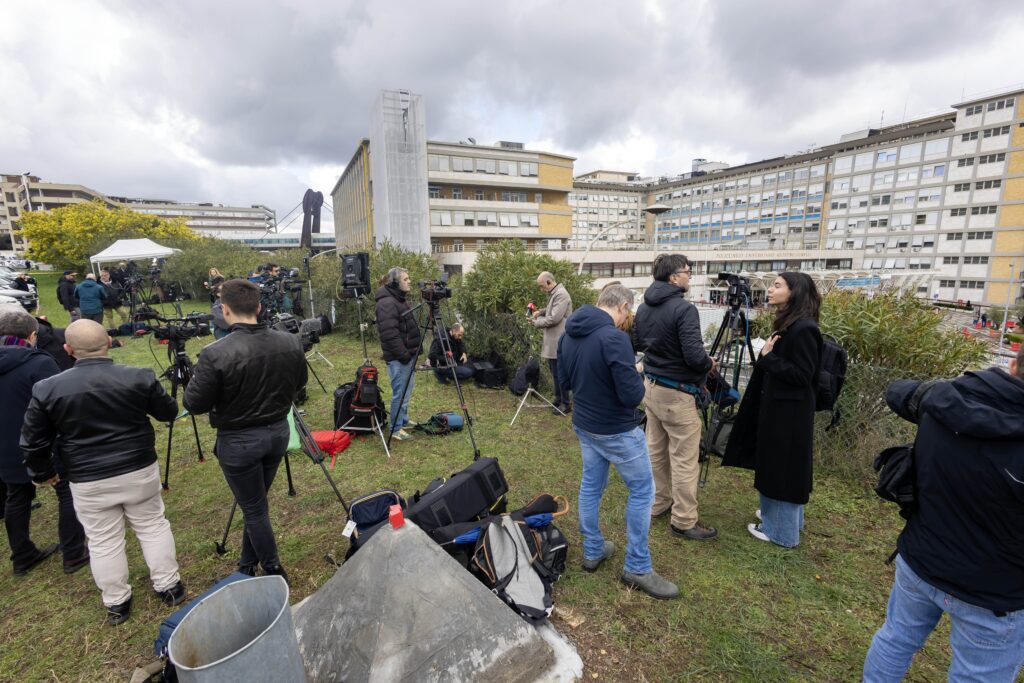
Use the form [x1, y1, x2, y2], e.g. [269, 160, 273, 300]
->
[214, 404, 350, 556]
[160, 337, 206, 491]
[335, 292, 391, 456]
[390, 295, 481, 459]
[507, 315, 564, 424]
[698, 296, 756, 488]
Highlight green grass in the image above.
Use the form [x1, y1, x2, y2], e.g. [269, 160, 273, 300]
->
[0, 271, 973, 682]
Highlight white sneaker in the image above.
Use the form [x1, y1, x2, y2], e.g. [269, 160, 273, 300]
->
[747, 523, 771, 543]
[755, 509, 762, 521]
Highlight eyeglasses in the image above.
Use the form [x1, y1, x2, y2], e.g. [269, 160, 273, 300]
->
[674, 269, 692, 276]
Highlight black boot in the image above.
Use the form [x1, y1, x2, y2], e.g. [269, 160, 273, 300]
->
[264, 564, 289, 586]
[106, 596, 132, 626]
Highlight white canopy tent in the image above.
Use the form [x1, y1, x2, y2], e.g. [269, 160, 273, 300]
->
[89, 239, 180, 273]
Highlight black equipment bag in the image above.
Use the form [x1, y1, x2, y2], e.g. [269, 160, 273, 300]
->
[406, 457, 509, 533]
[317, 313, 332, 335]
[873, 443, 917, 564]
[471, 361, 507, 389]
[509, 358, 540, 396]
[345, 489, 406, 559]
[333, 382, 387, 432]
[353, 363, 382, 408]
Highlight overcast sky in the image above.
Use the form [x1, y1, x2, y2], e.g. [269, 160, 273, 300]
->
[3, 0, 1023, 231]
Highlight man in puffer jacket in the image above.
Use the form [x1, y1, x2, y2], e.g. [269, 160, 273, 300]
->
[375, 267, 421, 441]
[74, 273, 106, 324]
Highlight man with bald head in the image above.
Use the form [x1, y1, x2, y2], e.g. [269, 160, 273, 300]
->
[532, 271, 573, 414]
[21, 319, 185, 625]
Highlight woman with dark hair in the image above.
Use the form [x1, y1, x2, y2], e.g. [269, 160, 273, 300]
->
[722, 272, 822, 547]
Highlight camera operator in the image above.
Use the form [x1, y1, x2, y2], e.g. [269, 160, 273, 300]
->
[20, 319, 185, 625]
[1, 308, 88, 577]
[634, 254, 718, 541]
[56, 270, 80, 322]
[375, 267, 420, 441]
[183, 279, 307, 581]
[99, 269, 129, 328]
[110, 262, 131, 287]
[429, 322, 472, 384]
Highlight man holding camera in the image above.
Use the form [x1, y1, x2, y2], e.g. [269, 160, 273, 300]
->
[21, 319, 184, 625]
[634, 254, 717, 541]
[184, 280, 306, 581]
[533, 271, 573, 414]
[862, 347, 1024, 682]
[429, 322, 472, 384]
[376, 267, 420, 441]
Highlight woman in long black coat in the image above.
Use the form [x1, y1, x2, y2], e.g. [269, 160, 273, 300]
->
[722, 272, 822, 547]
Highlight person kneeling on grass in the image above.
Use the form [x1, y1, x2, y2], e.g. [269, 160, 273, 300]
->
[428, 323, 473, 384]
[20, 319, 185, 625]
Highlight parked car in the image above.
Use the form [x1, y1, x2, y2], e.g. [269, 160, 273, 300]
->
[0, 276, 38, 311]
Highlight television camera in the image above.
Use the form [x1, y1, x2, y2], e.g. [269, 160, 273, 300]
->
[718, 272, 752, 310]
[418, 273, 452, 305]
[134, 309, 212, 341]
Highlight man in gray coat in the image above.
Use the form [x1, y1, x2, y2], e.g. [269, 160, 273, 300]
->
[532, 271, 573, 414]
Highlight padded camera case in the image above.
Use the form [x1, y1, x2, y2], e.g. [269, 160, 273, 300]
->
[406, 457, 509, 533]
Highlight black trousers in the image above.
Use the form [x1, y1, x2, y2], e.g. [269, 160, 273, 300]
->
[548, 358, 569, 406]
[215, 419, 289, 571]
[4, 479, 86, 570]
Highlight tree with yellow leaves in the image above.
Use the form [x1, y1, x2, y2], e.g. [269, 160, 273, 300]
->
[19, 200, 198, 270]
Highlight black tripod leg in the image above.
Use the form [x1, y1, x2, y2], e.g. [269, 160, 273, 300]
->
[189, 413, 205, 462]
[215, 501, 237, 555]
[317, 460, 349, 511]
[284, 451, 296, 497]
[162, 420, 174, 490]
[306, 358, 327, 393]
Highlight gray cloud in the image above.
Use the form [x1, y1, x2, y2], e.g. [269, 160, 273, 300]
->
[2, 0, 1023, 218]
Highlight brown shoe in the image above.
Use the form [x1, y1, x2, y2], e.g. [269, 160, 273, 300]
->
[651, 505, 672, 519]
[671, 521, 718, 540]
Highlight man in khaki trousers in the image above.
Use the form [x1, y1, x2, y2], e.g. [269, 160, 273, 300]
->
[633, 254, 718, 540]
[21, 320, 185, 625]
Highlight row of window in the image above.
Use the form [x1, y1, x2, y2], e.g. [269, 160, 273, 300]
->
[571, 193, 639, 203]
[653, 167, 828, 201]
[960, 125, 1012, 141]
[963, 98, 1015, 116]
[944, 231, 994, 240]
[427, 155, 539, 177]
[939, 279, 986, 289]
[429, 210, 539, 228]
[956, 153, 1007, 167]
[833, 163, 947, 192]
[428, 187, 542, 203]
[943, 256, 989, 265]
[862, 258, 934, 269]
[952, 180, 1002, 191]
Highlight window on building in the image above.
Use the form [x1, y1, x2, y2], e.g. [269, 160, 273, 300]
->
[983, 125, 1011, 138]
[970, 205, 997, 215]
[871, 194, 891, 206]
[899, 143, 922, 162]
[453, 211, 473, 226]
[964, 104, 983, 116]
[924, 138, 949, 156]
[921, 164, 945, 178]
[833, 156, 853, 174]
[964, 256, 989, 264]
[986, 97, 1015, 111]
[452, 188, 463, 200]
[453, 240, 464, 252]
[957, 157, 975, 167]
[961, 132, 979, 141]
[976, 179, 1002, 190]
[428, 186, 440, 199]
[943, 256, 960, 264]
[978, 153, 1006, 164]
[519, 162, 538, 177]
[451, 156, 473, 172]
[966, 231, 994, 240]
[953, 183, 970, 192]
[534, 193, 543, 204]
[945, 232, 963, 240]
[949, 208, 967, 216]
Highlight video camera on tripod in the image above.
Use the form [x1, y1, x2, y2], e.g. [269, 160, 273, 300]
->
[418, 273, 452, 304]
[718, 272, 752, 309]
[134, 309, 213, 341]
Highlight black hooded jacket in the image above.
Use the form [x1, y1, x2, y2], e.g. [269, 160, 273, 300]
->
[633, 280, 713, 385]
[0, 346, 59, 484]
[375, 284, 420, 364]
[888, 368, 1024, 612]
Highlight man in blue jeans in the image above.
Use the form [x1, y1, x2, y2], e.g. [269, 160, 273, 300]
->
[375, 267, 421, 441]
[558, 284, 678, 600]
[863, 346, 1024, 682]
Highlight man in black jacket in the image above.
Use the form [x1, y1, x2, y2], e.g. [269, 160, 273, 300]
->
[863, 349, 1024, 682]
[428, 323, 472, 384]
[633, 254, 717, 540]
[21, 319, 184, 625]
[0, 308, 87, 577]
[56, 270, 79, 321]
[184, 279, 307, 581]
[375, 267, 420, 441]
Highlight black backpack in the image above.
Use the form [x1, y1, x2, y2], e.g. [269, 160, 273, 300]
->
[471, 514, 554, 624]
[815, 333, 848, 414]
[873, 443, 916, 564]
[510, 358, 540, 396]
[334, 382, 387, 432]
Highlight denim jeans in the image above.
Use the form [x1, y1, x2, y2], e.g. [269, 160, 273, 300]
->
[387, 359, 416, 433]
[863, 555, 1024, 682]
[434, 363, 473, 384]
[215, 420, 289, 571]
[759, 493, 804, 548]
[574, 426, 653, 575]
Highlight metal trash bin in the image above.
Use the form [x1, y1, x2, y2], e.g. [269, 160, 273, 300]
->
[168, 575, 307, 682]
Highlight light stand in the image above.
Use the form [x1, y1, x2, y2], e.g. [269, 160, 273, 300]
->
[506, 316, 563, 424]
